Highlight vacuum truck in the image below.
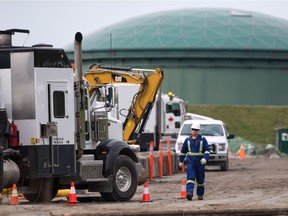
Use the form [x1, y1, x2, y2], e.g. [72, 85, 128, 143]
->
[0, 29, 163, 202]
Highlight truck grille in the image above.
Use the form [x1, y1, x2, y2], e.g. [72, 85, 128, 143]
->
[209, 144, 216, 154]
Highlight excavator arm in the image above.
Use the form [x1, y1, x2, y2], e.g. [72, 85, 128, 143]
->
[84, 64, 164, 144]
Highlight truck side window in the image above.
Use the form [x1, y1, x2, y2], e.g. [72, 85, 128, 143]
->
[166, 104, 173, 113]
[0, 53, 10, 69]
[166, 103, 181, 116]
[53, 91, 65, 118]
[171, 103, 181, 116]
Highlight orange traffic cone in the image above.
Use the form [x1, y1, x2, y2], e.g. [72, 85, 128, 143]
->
[10, 184, 19, 205]
[179, 179, 186, 199]
[239, 144, 246, 160]
[142, 182, 151, 202]
[67, 182, 79, 206]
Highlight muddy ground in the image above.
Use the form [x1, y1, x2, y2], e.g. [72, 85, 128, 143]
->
[1, 156, 288, 215]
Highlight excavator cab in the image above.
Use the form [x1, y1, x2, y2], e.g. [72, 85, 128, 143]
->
[84, 64, 163, 144]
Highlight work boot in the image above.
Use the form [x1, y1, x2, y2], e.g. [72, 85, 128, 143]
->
[198, 196, 204, 200]
[186, 193, 192, 201]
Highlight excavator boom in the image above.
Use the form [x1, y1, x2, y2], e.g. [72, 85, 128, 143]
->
[84, 64, 164, 144]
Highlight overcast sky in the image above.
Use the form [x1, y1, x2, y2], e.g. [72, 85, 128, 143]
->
[1, 0, 288, 48]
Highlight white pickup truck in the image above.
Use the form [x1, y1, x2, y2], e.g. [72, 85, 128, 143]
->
[175, 119, 234, 171]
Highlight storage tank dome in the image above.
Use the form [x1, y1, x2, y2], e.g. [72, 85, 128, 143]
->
[65, 8, 288, 106]
[74, 8, 288, 51]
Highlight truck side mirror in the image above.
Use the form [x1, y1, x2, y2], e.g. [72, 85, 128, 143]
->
[107, 87, 113, 103]
[106, 86, 114, 107]
[171, 133, 178, 138]
[227, 134, 235, 139]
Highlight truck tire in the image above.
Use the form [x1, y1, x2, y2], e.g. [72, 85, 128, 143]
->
[220, 158, 229, 171]
[24, 178, 58, 202]
[101, 155, 137, 201]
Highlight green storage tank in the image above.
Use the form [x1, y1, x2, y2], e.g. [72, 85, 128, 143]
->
[65, 8, 288, 106]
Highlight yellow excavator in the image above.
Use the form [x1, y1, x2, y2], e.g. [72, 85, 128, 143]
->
[84, 64, 164, 144]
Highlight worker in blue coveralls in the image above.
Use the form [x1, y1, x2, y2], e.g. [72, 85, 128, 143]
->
[178, 122, 210, 201]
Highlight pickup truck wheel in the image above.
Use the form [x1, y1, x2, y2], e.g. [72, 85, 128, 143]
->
[101, 155, 137, 201]
[220, 158, 229, 171]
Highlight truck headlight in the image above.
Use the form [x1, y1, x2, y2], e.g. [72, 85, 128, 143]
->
[218, 143, 226, 151]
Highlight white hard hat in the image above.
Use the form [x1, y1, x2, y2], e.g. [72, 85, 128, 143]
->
[191, 122, 200, 130]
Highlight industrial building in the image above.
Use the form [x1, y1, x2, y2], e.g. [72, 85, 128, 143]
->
[65, 8, 288, 105]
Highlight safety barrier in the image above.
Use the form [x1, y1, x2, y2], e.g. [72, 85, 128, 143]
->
[137, 148, 179, 179]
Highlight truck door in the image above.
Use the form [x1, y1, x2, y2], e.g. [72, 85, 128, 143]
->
[165, 102, 182, 134]
[48, 82, 75, 175]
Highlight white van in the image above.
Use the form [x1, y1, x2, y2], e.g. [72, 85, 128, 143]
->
[175, 119, 234, 171]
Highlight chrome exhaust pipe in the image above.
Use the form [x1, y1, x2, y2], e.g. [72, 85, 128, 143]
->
[74, 32, 83, 82]
[74, 32, 85, 160]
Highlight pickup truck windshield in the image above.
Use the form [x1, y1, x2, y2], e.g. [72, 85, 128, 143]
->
[180, 123, 224, 136]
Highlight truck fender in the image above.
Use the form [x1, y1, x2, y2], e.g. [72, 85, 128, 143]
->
[95, 139, 138, 178]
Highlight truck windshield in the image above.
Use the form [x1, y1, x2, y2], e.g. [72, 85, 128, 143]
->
[180, 123, 224, 136]
[166, 103, 181, 116]
[34, 49, 72, 68]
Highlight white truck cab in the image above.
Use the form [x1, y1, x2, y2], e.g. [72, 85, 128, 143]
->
[175, 119, 234, 171]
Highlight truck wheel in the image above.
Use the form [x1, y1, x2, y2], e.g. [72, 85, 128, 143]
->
[101, 155, 137, 201]
[24, 178, 58, 202]
[220, 158, 229, 171]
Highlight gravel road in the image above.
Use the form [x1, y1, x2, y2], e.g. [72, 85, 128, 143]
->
[1, 156, 288, 215]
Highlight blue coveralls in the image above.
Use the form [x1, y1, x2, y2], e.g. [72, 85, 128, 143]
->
[179, 134, 210, 197]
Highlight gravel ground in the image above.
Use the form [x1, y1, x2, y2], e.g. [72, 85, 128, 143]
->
[1, 156, 288, 215]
